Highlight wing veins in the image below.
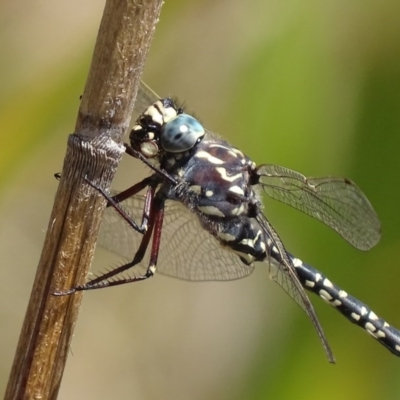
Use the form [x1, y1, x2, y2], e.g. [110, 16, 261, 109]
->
[256, 213, 335, 363]
[256, 165, 380, 250]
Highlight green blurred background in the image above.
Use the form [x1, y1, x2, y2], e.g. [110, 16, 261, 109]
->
[1, 1, 400, 399]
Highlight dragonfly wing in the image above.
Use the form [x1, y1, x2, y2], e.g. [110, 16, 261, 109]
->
[134, 81, 160, 115]
[97, 191, 255, 281]
[256, 212, 335, 362]
[256, 164, 381, 250]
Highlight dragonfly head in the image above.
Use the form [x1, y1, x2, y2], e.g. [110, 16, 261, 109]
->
[130, 98, 205, 159]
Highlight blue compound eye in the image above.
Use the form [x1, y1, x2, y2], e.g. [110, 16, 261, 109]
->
[161, 114, 205, 153]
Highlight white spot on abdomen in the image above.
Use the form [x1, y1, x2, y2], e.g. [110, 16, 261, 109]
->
[351, 312, 361, 321]
[319, 289, 333, 302]
[292, 258, 303, 268]
[368, 311, 378, 320]
[323, 278, 333, 288]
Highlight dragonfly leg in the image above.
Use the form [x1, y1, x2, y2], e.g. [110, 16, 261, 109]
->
[54, 198, 165, 295]
[124, 143, 178, 185]
[291, 255, 400, 357]
[85, 175, 156, 235]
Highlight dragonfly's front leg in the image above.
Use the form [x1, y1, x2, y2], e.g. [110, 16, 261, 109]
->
[85, 175, 156, 235]
[291, 255, 400, 357]
[124, 143, 178, 185]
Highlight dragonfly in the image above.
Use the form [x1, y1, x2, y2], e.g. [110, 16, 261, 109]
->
[57, 82, 400, 363]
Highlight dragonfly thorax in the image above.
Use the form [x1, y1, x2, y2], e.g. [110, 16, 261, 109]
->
[161, 136, 268, 265]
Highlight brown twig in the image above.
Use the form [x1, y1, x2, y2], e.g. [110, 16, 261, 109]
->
[4, 1, 163, 399]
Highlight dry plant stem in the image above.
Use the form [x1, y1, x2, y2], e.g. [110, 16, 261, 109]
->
[5, 0, 163, 399]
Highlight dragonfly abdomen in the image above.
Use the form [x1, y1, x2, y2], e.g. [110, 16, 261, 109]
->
[291, 255, 400, 356]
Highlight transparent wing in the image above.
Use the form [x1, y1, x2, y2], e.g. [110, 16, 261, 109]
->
[256, 164, 381, 251]
[134, 81, 160, 114]
[97, 191, 255, 281]
[256, 213, 334, 362]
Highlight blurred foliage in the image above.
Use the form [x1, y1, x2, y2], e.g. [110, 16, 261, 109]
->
[1, 1, 400, 399]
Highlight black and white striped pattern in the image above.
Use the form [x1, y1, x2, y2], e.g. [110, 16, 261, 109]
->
[292, 256, 400, 356]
